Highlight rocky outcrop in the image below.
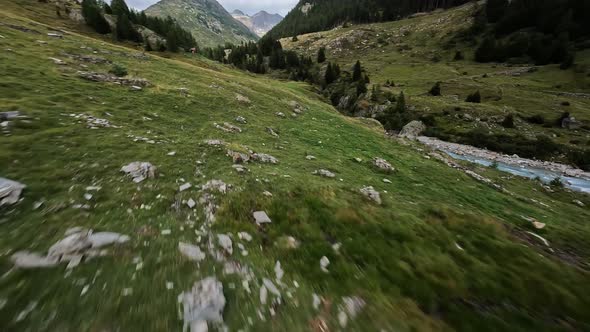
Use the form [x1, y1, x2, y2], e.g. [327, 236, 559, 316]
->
[0, 177, 25, 206]
[135, 25, 166, 51]
[178, 277, 226, 332]
[399, 120, 426, 138]
[77, 71, 151, 87]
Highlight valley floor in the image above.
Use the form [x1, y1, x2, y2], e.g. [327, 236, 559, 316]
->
[1, 1, 590, 331]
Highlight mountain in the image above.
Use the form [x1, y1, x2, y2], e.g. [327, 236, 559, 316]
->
[145, 0, 258, 47]
[231, 10, 283, 37]
[267, 0, 471, 39]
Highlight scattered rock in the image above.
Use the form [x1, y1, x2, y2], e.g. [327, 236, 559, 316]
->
[262, 191, 273, 197]
[573, 200, 585, 207]
[11, 251, 58, 268]
[204, 139, 226, 146]
[179, 242, 206, 262]
[263, 278, 281, 296]
[275, 112, 286, 118]
[237, 232, 252, 242]
[179, 183, 192, 192]
[202, 180, 230, 194]
[360, 186, 381, 205]
[236, 94, 251, 104]
[0, 177, 26, 206]
[251, 153, 279, 164]
[49, 57, 66, 65]
[354, 157, 362, 163]
[259, 285, 268, 305]
[399, 120, 426, 138]
[121, 162, 156, 183]
[227, 150, 250, 164]
[47, 32, 63, 38]
[383, 179, 392, 184]
[214, 122, 242, 133]
[266, 127, 279, 137]
[276, 236, 300, 249]
[372, 158, 394, 172]
[253, 211, 271, 225]
[77, 71, 150, 87]
[235, 116, 247, 124]
[68, 113, 118, 129]
[187, 198, 196, 209]
[11, 228, 129, 268]
[178, 277, 226, 332]
[232, 164, 248, 173]
[320, 256, 330, 273]
[217, 234, 233, 255]
[306, 155, 316, 160]
[313, 169, 336, 178]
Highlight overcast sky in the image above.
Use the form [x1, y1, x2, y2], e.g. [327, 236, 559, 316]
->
[124, 0, 298, 16]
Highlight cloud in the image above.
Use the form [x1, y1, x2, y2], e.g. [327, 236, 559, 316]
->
[124, 0, 298, 16]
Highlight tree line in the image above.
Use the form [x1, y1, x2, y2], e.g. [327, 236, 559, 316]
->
[80, 0, 196, 52]
[474, 0, 589, 67]
[267, 0, 472, 39]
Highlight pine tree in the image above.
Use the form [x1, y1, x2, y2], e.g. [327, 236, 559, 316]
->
[325, 62, 335, 85]
[317, 47, 326, 63]
[116, 13, 141, 42]
[486, 0, 508, 23]
[110, 0, 130, 17]
[352, 60, 362, 81]
[466, 90, 481, 103]
[81, 0, 111, 34]
[395, 91, 406, 113]
[165, 30, 178, 52]
[429, 82, 441, 96]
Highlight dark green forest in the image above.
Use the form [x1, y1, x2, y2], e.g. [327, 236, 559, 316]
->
[267, 0, 472, 39]
[474, 0, 590, 66]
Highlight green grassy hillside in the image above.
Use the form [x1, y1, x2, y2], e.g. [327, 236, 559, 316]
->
[281, 3, 590, 162]
[145, 0, 258, 48]
[1, 1, 590, 331]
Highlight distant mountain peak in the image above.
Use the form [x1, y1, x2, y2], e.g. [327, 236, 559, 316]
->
[231, 9, 283, 37]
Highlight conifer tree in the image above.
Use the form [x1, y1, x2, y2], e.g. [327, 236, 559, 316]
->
[317, 47, 326, 63]
[352, 60, 362, 81]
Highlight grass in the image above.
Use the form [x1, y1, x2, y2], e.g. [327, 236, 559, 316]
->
[281, 3, 590, 156]
[1, 1, 590, 331]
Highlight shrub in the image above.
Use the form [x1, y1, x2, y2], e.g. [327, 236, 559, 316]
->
[501, 114, 515, 128]
[549, 177, 564, 188]
[465, 90, 481, 103]
[453, 51, 464, 61]
[109, 64, 128, 77]
[526, 114, 545, 125]
[428, 82, 442, 96]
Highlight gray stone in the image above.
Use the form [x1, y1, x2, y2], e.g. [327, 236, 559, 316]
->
[262, 278, 280, 296]
[360, 186, 381, 205]
[121, 162, 156, 183]
[178, 277, 226, 332]
[11, 251, 59, 268]
[179, 183, 192, 192]
[88, 232, 130, 248]
[313, 169, 336, 178]
[179, 242, 206, 262]
[202, 180, 229, 194]
[251, 153, 278, 164]
[372, 158, 394, 172]
[399, 120, 426, 138]
[320, 256, 330, 273]
[235, 116, 247, 124]
[237, 232, 252, 242]
[253, 211, 271, 225]
[0, 177, 26, 206]
[217, 234, 233, 255]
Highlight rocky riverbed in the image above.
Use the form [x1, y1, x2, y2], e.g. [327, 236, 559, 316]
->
[417, 136, 590, 180]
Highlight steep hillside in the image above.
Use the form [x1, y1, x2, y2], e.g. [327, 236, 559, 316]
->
[1, 0, 590, 331]
[145, 0, 258, 47]
[268, 0, 471, 39]
[281, 3, 590, 168]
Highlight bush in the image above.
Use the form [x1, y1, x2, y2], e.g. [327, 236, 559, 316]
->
[549, 177, 564, 188]
[501, 114, 515, 128]
[453, 51, 464, 61]
[465, 90, 481, 103]
[428, 82, 442, 96]
[526, 114, 545, 125]
[109, 64, 128, 77]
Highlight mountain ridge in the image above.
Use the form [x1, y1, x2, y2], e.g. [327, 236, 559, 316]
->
[145, 0, 258, 47]
[231, 9, 283, 37]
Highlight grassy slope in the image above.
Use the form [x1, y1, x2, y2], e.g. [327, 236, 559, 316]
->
[1, 1, 590, 331]
[281, 4, 590, 150]
[145, 0, 258, 48]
